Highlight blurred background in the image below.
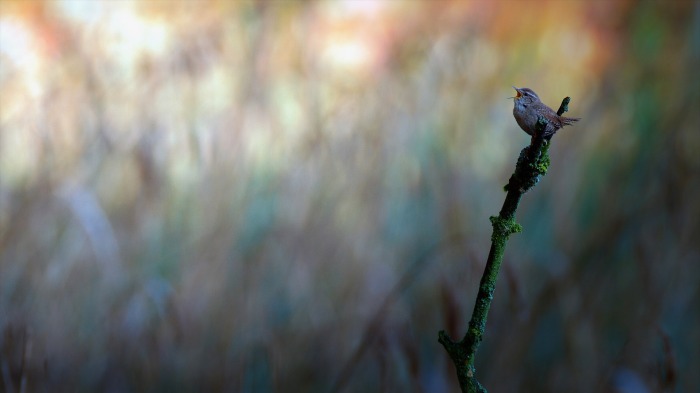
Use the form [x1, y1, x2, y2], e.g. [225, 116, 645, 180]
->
[1, 1, 699, 392]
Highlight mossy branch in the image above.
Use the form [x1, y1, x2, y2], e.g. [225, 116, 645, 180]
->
[438, 97, 573, 392]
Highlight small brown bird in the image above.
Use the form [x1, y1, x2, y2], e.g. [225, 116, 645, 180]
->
[511, 87, 580, 137]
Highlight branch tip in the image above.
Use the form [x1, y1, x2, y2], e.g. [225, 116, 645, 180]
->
[557, 97, 571, 116]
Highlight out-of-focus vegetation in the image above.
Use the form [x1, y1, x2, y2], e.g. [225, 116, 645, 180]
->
[1, 1, 698, 392]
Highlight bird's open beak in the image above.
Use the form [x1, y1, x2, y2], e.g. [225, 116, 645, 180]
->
[512, 86, 522, 99]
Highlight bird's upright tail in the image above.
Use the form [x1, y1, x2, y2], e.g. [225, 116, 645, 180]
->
[561, 116, 580, 126]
